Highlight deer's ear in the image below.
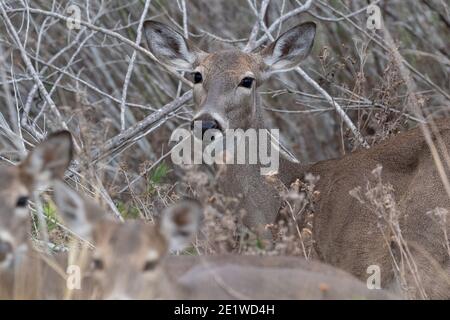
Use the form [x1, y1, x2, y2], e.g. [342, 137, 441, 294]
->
[52, 181, 110, 240]
[260, 22, 316, 74]
[159, 199, 202, 251]
[144, 21, 204, 71]
[20, 131, 73, 188]
[52, 181, 93, 239]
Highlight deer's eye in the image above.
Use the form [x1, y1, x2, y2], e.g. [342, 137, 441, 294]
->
[239, 77, 254, 88]
[143, 260, 158, 272]
[16, 196, 29, 208]
[193, 72, 203, 84]
[91, 258, 104, 271]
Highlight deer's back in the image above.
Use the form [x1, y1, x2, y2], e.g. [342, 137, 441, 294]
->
[309, 119, 450, 297]
[173, 255, 396, 299]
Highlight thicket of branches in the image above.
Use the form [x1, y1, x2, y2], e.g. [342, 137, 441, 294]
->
[0, 0, 449, 256]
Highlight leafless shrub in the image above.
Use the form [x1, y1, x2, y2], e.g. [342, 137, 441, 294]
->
[426, 207, 450, 258]
[174, 165, 318, 258]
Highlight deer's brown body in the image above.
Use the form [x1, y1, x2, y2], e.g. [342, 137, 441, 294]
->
[174, 255, 395, 300]
[292, 121, 450, 299]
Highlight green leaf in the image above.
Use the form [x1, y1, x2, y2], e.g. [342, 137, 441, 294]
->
[150, 163, 169, 184]
[115, 200, 140, 219]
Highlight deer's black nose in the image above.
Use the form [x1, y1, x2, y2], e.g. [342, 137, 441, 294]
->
[191, 118, 221, 138]
[0, 239, 13, 262]
[200, 120, 219, 135]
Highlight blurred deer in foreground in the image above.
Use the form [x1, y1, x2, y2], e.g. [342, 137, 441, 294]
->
[0, 132, 73, 298]
[144, 21, 450, 298]
[58, 200, 395, 300]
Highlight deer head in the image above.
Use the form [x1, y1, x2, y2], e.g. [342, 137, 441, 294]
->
[56, 197, 202, 299]
[0, 132, 72, 270]
[144, 21, 316, 135]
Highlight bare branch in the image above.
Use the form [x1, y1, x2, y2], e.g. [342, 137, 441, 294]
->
[120, 0, 152, 131]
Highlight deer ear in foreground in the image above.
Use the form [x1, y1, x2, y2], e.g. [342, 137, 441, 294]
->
[19, 131, 73, 189]
[159, 199, 202, 252]
[51, 173, 114, 242]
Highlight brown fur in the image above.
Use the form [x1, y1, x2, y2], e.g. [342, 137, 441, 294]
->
[278, 120, 450, 298]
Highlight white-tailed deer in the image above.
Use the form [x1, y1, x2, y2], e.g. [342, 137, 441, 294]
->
[0, 131, 73, 299]
[144, 21, 318, 238]
[144, 21, 450, 298]
[57, 200, 396, 299]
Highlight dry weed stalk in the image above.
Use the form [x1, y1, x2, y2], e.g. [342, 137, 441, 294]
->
[350, 165, 431, 299]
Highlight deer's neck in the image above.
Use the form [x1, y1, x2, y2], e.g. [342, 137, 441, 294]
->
[277, 157, 312, 187]
[217, 98, 313, 233]
[249, 95, 311, 187]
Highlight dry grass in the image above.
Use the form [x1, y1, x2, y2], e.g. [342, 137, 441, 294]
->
[350, 165, 450, 299]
